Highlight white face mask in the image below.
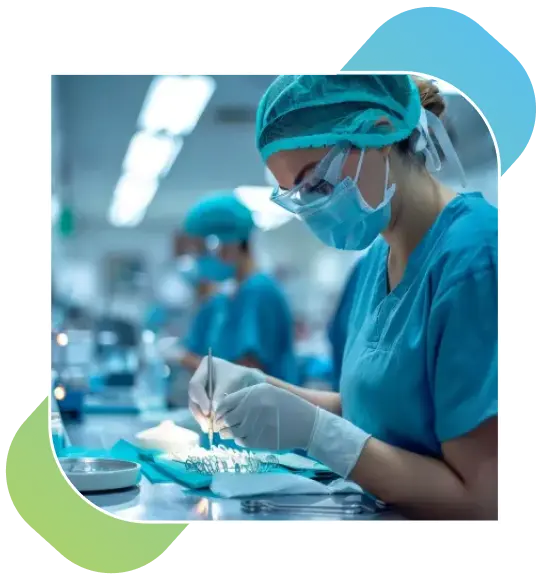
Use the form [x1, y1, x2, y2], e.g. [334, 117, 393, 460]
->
[299, 150, 396, 251]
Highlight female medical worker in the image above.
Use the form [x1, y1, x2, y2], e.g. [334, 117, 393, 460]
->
[183, 192, 298, 384]
[189, 76, 497, 519]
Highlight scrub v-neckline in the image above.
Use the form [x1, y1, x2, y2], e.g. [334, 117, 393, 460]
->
[373, 193, 478, 304]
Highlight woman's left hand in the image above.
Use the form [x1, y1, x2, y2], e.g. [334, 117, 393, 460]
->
[214, 383, 318, 451]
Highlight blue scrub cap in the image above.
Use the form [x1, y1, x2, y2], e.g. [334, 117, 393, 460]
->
[183, 192, 255, 243]
[256, 75, 423, 161]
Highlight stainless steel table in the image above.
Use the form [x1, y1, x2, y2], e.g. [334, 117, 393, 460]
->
[85, 479, 403, 521]
[65, 408, 404, 521]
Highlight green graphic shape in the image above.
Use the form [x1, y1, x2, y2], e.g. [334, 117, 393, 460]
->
[6, 399, 186, 573]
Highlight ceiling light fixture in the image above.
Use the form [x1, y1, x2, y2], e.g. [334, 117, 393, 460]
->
[234, 186, 292, 231]
[108, 174, 159, 227]
[139, 75, 216, 136]
[122, 131, 183, 179]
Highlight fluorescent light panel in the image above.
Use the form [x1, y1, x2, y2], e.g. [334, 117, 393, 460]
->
[108, 174, 159, 227]
[235, 186, 293, 231]
[123, 132, 183, 179]
[139, 75, 216, 136]
[110, 75, 215, 228]
[108, 204, 147, 228]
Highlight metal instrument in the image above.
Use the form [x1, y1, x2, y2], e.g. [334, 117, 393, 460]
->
[241, 495, 387, 517]
[207, 348, 215, 448]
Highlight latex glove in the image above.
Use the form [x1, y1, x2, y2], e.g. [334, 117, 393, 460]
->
[215, 383, 371, 478]
[188, 357, 266, 431]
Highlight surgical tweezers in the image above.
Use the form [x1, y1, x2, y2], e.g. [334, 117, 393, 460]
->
[207, 348, 215, 448]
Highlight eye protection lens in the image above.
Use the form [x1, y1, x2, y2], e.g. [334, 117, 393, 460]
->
[271, 144, 352, 214]
[187, 235, 223, 258]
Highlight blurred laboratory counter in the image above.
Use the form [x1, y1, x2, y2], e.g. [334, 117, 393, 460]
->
[65, 411, 404, 521]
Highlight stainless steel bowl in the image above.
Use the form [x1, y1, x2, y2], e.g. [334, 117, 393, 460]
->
[59, 458, 141, 493]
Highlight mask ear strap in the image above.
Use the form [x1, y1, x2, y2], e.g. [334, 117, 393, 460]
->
[355, 148, 395, 207]
[381, 155, 396, 203]
[353, 148, 395, 210]
[354, 149, 365, 183]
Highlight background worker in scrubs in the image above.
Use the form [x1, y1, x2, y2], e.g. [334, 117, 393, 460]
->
[184, 192, 298, 384]
[170, 253, 227, 373]
[189, 75, 497, 520]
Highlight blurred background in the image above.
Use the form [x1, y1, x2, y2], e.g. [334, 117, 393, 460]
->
[50, 75, 498, 427]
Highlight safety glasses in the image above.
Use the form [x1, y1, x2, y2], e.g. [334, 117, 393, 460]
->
[270, 143, 353, 215]
[270, 108, 467, 215]
[185, 235, 223, 257]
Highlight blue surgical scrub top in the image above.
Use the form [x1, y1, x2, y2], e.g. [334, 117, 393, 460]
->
[183, 293, 227, 356]
[327, 259, 364, 390]
[144, 304, 168, 332]
[212, 272, 298, 383]
[341, 193, 497, 457]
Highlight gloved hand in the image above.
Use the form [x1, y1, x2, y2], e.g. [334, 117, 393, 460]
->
[215, 383, 317, 451]
[214, 383, 371, 478]
[188, 357, 266, 431]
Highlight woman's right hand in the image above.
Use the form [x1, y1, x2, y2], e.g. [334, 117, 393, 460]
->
[188, 356, 266, 431]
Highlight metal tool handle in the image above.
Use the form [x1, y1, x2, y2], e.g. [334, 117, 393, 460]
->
[241, 499, 369, 516]
[207, 348, 215, 400]
[207, 348, 215, 447]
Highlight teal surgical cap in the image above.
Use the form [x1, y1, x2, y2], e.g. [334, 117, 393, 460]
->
[184, 193, 254, 243]
[256, 75, 423, 161]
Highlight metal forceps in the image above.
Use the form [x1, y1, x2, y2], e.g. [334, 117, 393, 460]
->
[206, 348, 216, 448]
